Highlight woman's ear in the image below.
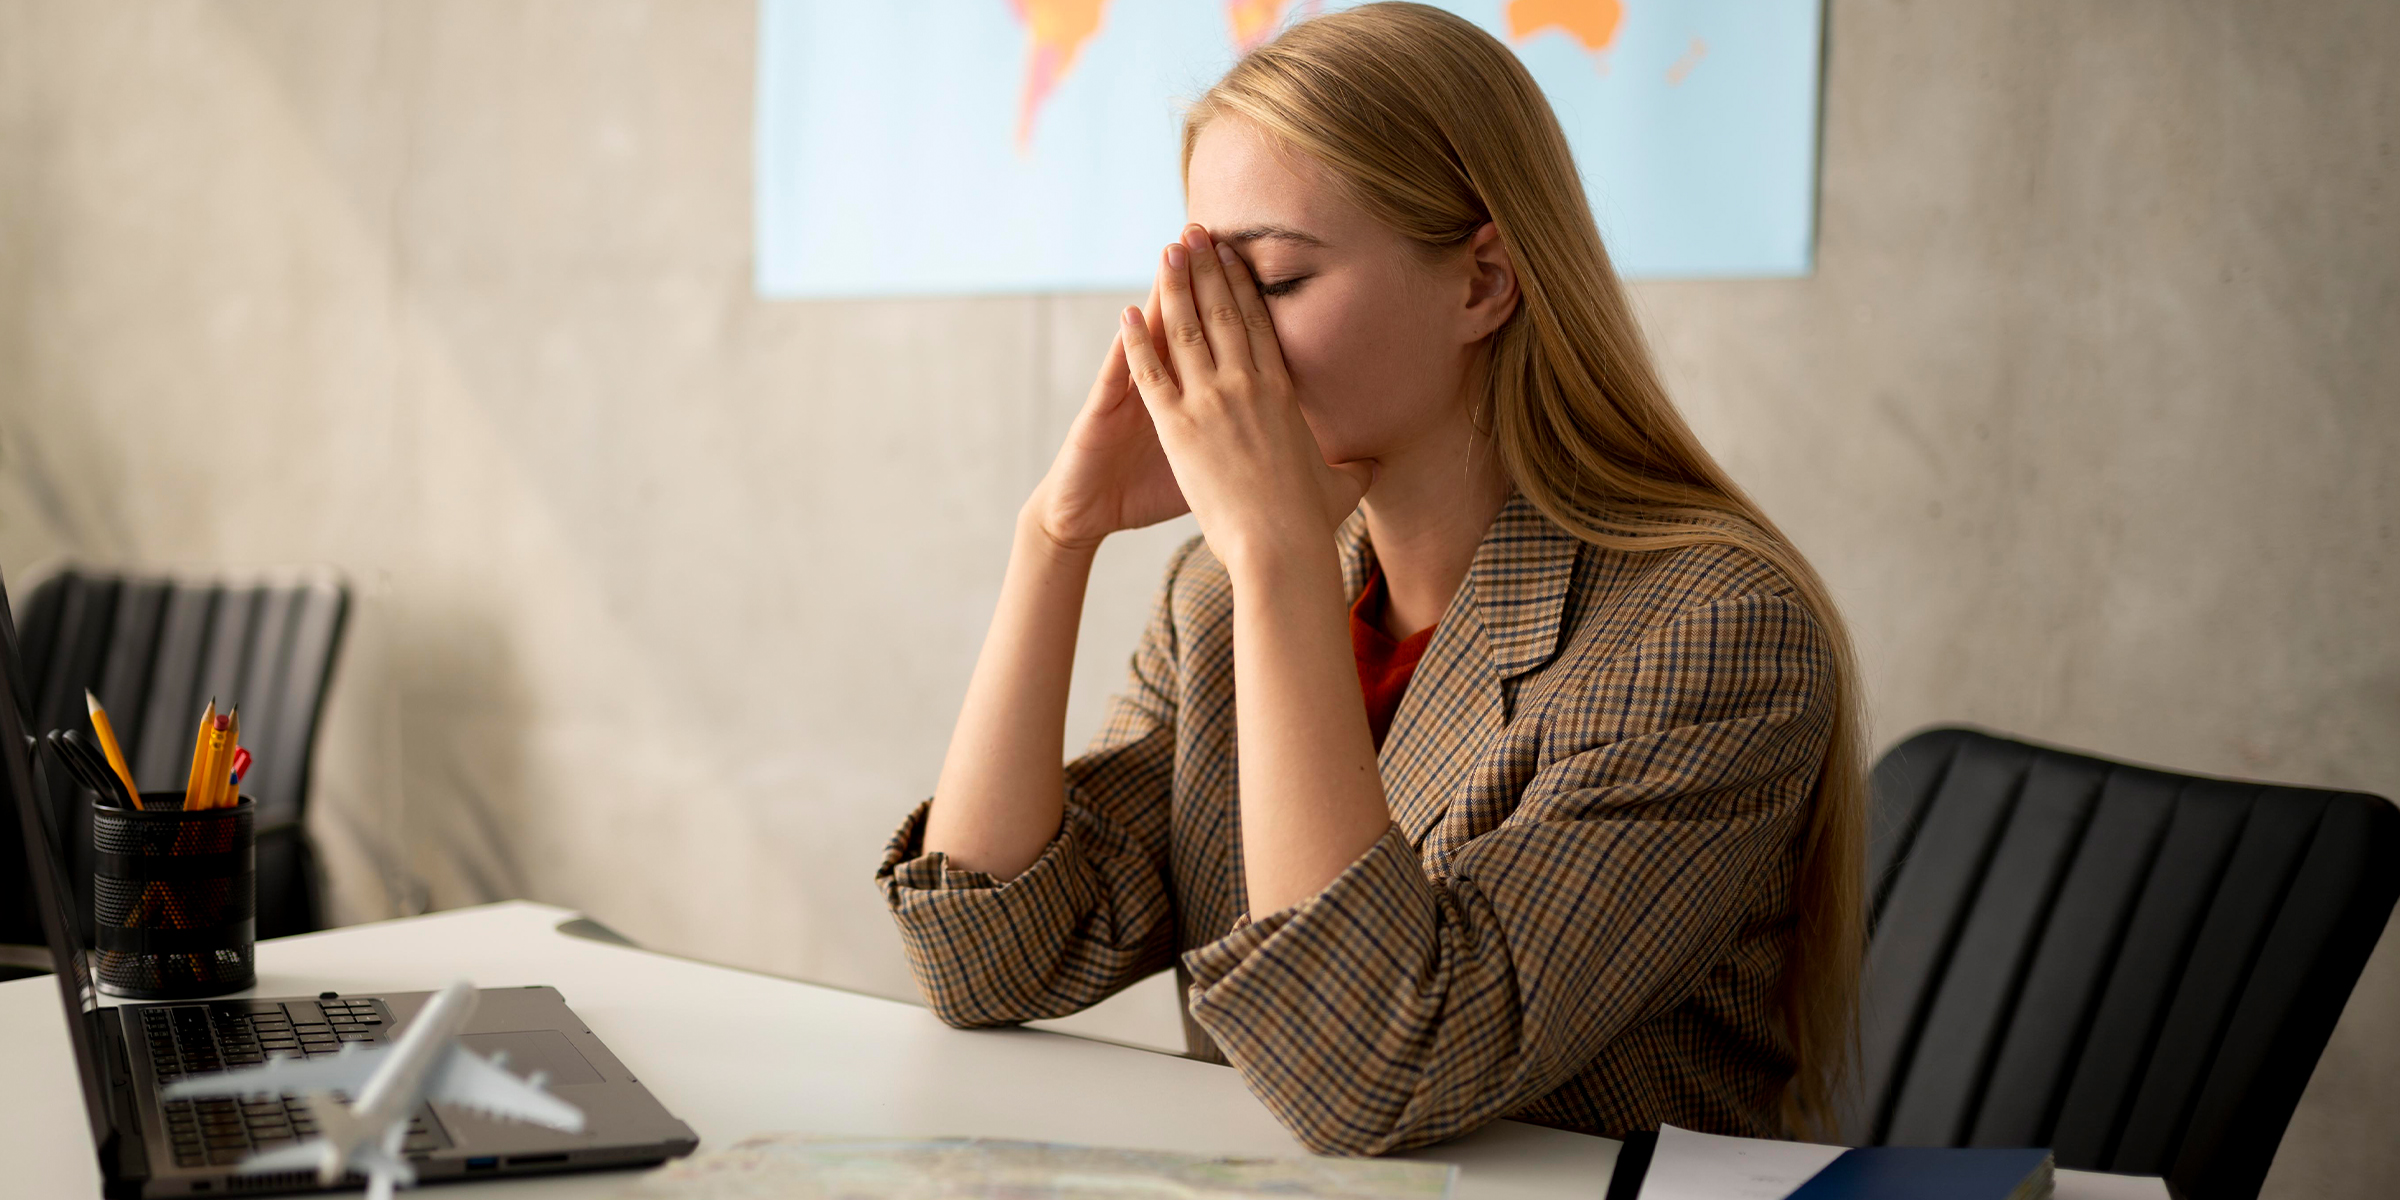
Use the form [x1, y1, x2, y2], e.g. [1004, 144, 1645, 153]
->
[1460, 222, 1519, 342]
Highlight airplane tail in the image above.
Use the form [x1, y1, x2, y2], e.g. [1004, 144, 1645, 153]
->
[303, 1091, 371, 1182]
[285, 1092, 418, 1197]
[350, 1135, 416, 1200]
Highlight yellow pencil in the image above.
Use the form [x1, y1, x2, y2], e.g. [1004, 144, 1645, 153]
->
[84, 690, 144, 810]
[200, 714, 230, 811]
[181, 700, 217, 811]
[218, 707, 241, 809]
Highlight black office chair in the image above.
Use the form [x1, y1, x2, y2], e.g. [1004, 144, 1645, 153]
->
[0, 567, 349, 954]
[1846, 726, 2399, 1200]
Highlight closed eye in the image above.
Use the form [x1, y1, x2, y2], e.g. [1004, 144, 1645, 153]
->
[1258, 274, 1311, 298]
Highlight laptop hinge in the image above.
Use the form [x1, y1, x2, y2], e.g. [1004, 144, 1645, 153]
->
[97, 1012, 151, 1198]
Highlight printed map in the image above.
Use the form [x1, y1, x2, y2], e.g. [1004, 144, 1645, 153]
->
[610, 1136, 1456, 1199]
[756, 1, 1822, 296]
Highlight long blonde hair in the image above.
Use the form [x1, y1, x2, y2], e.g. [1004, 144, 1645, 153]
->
[1183, 2, 1866, 1136]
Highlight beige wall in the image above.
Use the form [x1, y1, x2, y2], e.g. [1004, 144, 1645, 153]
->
[1, 1, 2392, 1194]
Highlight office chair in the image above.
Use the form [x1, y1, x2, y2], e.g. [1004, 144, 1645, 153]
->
[0, 567, 349, 955]
[1846, 726, 2399, 1200]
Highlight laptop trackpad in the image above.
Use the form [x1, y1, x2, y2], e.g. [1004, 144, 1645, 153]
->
[457, 1030, 604, 1085]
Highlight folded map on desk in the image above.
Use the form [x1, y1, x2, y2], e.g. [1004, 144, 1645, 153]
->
[609, 1135, 1457, 1200]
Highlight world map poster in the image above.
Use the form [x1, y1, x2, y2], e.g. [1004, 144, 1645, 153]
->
[754, 0, 1823, 298]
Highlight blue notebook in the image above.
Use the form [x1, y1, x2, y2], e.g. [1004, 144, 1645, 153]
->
[1786, 1146, 2054, 1200]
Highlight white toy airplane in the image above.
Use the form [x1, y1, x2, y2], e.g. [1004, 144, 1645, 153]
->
[162, 981, 585, 1200]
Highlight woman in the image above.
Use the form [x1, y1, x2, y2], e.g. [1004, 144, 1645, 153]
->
[876, 2, 1864, 1156]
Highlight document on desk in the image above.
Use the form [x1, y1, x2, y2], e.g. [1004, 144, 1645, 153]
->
[1639, 1125, 1849, 1199]
[1636, 1125, 2167, 1200]
[610, 1134, 1456, 1199]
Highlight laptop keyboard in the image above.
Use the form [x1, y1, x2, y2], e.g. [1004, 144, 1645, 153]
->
[140, 999, 450, 1170]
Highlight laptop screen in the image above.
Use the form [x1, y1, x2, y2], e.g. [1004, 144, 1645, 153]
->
[0, 571, 114, 1150]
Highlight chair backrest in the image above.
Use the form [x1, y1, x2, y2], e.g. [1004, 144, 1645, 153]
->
[9, 567, 351, 943]
[17, 567, 348, 830]
[1846, 727, 2399, 1200]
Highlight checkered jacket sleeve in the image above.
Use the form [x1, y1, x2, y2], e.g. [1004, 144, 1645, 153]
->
[1181, 588, 1835, 1156]
[873, 538, 1200, 1027]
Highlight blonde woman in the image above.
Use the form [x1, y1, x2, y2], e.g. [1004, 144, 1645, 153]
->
[877, 2, 1864, 1155]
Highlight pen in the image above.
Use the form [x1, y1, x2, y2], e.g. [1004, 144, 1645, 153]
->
[65, 731, 127, 804]
[47, 731, 130, 806]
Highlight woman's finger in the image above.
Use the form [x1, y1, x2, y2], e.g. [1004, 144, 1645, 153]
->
[1155, 240, 1216, 383]
[1118, 305, 1184, 411]
[1211, 241, 1289, 388]
[1088, 314, 1132, 411]
[1091, 281, 1165, 414]
[1142, 281, 1177, 387]
[1181, 226, 1254, 373]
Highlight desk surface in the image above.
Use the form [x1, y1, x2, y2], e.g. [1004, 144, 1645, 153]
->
[0, 902, 1619, 1199]
[1, 903, 2166, 1200]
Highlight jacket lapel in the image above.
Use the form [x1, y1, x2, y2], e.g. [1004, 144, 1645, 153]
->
[1365, 495, 1582, 850]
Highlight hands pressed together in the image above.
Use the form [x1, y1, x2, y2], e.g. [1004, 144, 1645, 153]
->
[955, 223, 1397, 907]
[1028, 224, 1372, 572]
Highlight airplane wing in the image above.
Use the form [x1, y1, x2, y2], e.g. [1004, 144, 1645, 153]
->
[231, 1140, 331, 1176]
[233, 1131, 416, 1199]
[161, 1045, 388, 1100]
[422, 1046, 586, 1132]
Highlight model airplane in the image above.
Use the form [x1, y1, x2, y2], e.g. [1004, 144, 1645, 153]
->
[162, 981, 586, 1200]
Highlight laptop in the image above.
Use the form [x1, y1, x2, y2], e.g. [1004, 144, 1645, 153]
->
[0, 573, 698, 1197]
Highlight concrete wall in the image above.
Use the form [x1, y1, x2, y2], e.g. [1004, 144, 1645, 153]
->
[0, 2, 2391, 1193]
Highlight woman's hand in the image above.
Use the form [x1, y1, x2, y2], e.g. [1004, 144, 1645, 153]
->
[1026, 285, 1190, 554]
[1118, 225, 1375, 573]
[1121, 228, 1390, 916]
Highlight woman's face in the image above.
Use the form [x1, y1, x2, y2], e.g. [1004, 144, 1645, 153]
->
[1183, 116, 1480, 467]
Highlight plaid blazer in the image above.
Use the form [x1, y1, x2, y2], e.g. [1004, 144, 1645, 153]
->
[878, 494, 1837, 1155]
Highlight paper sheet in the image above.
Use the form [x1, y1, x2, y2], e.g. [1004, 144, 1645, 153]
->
[1637, 1125, 1849, 1200]
[1635, 1125, 2171, 1200]
[609, 1135, 1455, 1200]
[2056, 1168, 2174, 1200]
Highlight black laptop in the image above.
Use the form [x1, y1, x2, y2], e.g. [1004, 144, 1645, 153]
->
[0, 573, 698, 1197]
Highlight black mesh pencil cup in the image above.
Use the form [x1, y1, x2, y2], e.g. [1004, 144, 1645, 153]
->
[92, 793, 257, 998]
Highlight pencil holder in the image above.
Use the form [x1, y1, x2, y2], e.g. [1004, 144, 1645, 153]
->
[91, 794, 256, 999]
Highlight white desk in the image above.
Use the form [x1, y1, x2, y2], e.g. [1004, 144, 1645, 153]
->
[1, 903, 2166, 1200]
[0, 902, 1619, 1199]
